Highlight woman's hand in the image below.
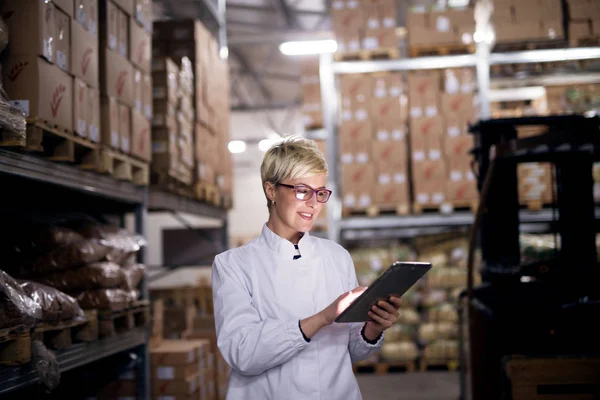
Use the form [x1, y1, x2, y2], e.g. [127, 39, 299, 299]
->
[319, 286, 367, 326]
[363, 296, 402, 341]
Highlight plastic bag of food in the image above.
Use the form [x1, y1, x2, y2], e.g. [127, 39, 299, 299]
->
[71, 222, 147, 265]
[18, 280, 84, 322]
[0, 269, 43, 328]
[385, 323, 418, 342]
[25, 238, 110, 276]
[381, 341, 419, 362]
[121, 264, 145, 291]
[418, 322, 459, 344]
[424, 303, 458, 323]
[397, 308, 421, 325]
[422, 339, 459, 361]
[33, 262, 124, 292]
[75, 288, 136, 311]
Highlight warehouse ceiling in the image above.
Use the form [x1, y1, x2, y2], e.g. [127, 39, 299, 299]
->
[154, 0, 333, 115]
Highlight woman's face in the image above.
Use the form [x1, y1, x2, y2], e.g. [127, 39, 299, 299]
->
[268, 173, 328, 238]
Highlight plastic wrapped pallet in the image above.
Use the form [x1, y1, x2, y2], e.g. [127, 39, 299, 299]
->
[381, 341, 419, 362]
[422, 339, 459, 361]
[418, 322, 459, 345]
[18, 280, 84, 322]
[75, 288, 136, 311]
[32, 262, 124, 292]
[0, 270, 42, 329]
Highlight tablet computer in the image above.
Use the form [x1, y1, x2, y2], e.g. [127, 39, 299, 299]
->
[335, 261, 432, 323]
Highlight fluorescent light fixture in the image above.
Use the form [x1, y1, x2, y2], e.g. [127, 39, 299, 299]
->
[279, 40, 337, 56]
[228, 140, 246, 154]
[258, 137, 283, 152]
[489, 86, 546, 102]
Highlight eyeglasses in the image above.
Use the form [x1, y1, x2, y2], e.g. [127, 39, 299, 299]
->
[277, 183, 332, 203]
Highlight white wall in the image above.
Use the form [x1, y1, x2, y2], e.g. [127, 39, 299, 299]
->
[145, 108, 306, 264]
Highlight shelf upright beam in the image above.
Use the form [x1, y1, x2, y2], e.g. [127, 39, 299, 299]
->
[320, 52, 341, 243]
[332, 54, 478, 74]
[135, 189, 150, 400]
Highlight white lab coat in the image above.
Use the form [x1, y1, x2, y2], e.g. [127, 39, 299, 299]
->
[212, 224, 383, 400]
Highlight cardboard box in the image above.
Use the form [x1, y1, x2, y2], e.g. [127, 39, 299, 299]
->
[86, 0, 98, 37]
[362, 27, 397, 50]
[374, 119, 407, 142]
[143, 73, 152, 119]
[341, 163, 375, 207]
[100, 0, 119, 51]
[118, 8, 129, 58]
[412, 159, 446, 181]
[372, 73, 405, 98]
[339, 120, 373, 144]
[541, 19, 564, 39]
[119, 103, 131, 153]
[101, 96, 120, 148]
[53, 0, 74, 18]
[151, 373, 200, 396]
[372, 140, 407, 167]
[441, 93, 475, 123]
[410, 116, 444, 145]
[87, 86, 100, 142]
[569, 21, 592, 46]
[113, 0, 135, 15]
[134, 0, 152, 31]
[134, 69, 143, 113]
[153, 19, 209, 42]
[4, 56, 73, 131]
[74, 78, 88, 137]
[374, 182, 409, 205]
[371, 97, 407, 124]
[1, 0, 55, 63]
[75, 0, 86, 26]
[413, 179, 447, 205]
[446, 179, 478, 202]
[54, 8, 71, 73]
[340, 75, 373, 105]
[72, 20, 99, 88]
[130, 19, 151, 73]
[444, 135, 474, 162]
[132, 108, 151, 161]
[101, 49, 134, 107]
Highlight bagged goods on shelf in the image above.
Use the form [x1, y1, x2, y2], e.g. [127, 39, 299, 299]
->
[397, 307, 421, 326]
[385, 323, 418, 342]
[18, 280, 84, 322]
[26, 238, 110, 277]
[424, 303, 458, 324]
[75, 288, 137, 311]
[422, 339, 459, 360]
[380, 341, 419, 362]
[0, 269, 42, 329]
[121, 263, 145, 291]
[418, 322, 459, 344]
[420, 288, 449, 308]
[32, 262, 124, 292]
[425, 267, 467, 289]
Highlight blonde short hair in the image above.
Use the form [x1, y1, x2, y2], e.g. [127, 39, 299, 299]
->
[261, 136, 328, 209]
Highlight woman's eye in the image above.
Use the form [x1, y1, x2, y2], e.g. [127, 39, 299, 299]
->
[297, 188, 310, 195]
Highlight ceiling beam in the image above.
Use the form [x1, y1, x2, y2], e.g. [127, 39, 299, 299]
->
[231, 100, 301, 112]
[227, 30, 334, 45]
[226, 19, 284, 31]
[232, 70, 300, 82]
[230, 49, 273, 102]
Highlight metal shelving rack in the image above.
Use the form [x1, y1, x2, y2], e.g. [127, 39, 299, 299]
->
[0, 147, 228, 395]
[319, 46, 600, 244]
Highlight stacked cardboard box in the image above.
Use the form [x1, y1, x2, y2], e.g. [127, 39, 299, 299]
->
[406, 7, 475, 51]
[152, 20, 232, 200]
[338, 73, 410, 212]
[567, 0, 600, 46]
[1, 0, 101, 144]
[97, 369, 138, 399]
[545, 84, 600, 114]
[98, 0, 152, 161]
[331, 0, 398, 54]
[408, 68, 477, 211]
[151, 339, 216, 400]
[491, 0, 564, 44]
[300, 57, 323, 130]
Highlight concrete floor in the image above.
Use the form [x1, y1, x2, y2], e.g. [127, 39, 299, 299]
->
[357, 371, 460, 400]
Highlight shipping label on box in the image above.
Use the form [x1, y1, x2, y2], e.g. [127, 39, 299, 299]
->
[55, 8, 71, 73]
[85, 0, 98, 36]
[101, 96, 119, 148]
[133, 69, 143, 113]
[101, 0, 119, 51]
[1, 0, 55, 63]
[143, 73, 152, 119]
[129, 19, 151, 73]
[413, 179, 447, 205]
[372, 73, 404, 98]
[362, 27, 397, 50]
[541, 19, 564, 40]
[117, 8, 129, 58]
[4, 56, 73, 131]
[75, 0, 85, 25]
[131, 108, 151, 161]
[119, 104, 131, 153]
[73, 78, 88, 137]
[87, 86, 100, 142]
[72, 20, 99, 88]
[375, 119, 407, 142]
[101, 48, 134, 107]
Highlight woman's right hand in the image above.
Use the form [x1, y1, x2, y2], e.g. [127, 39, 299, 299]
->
[319, 287, 367, 325]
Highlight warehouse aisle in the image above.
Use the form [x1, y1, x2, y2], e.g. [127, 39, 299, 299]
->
[357, 372, 460, 400]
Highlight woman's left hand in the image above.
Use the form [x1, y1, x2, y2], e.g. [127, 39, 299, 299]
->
[365, 296, 402, 337]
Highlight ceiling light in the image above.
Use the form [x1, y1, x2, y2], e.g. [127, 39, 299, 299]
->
[228, 140, 246, 153]
[279, 40, 338, 56]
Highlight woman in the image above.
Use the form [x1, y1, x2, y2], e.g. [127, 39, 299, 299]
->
[212, 137, 402, 399]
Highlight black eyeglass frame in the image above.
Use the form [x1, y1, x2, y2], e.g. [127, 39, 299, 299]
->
[277, 183, 332, 203]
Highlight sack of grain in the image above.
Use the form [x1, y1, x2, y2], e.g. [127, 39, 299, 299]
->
[381, 341, 419, 362]
[420, 289, 449, 308]
[33, 262, 124, 292]
[75, 288, 136, 311]
[0, 269, 42, 328]
[418, 322, 459, 344]
[70, 222, 146, 265]
[121, 264, 145, 291]
[18, 280, 84, 322]
[422, 339, 459, 360]
[397, 308, 421, 325]
[385, 323, 418, 342]
[425, 303, 458, 323]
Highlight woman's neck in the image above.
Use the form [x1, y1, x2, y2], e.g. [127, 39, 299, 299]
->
[266, 218, 302, 245]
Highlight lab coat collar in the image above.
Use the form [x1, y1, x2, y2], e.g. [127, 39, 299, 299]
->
[261, 223, 313, 260]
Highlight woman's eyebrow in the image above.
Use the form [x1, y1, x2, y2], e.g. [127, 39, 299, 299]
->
[296, 183, 327, 190]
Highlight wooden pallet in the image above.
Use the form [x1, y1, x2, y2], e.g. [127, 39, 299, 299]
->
[31, 314, 95, 350]
[353, 361, 416, 374]
[520, 199, 553, 212]
[493, 39, 567, 53]
[409, 43, 475, 58]
[97, 300, 150, 338]
[0, 325, 31, 365]
[14, 119, 99, 167]
[419, 359, 459, 372]
[334, 48, 399, 61]
[86, 148, 149, 185]
[221, 192, 234, 210]
[196, 182, 221, 206]
[570, 37, 600, 48]
[413, 201, 478, 215]
[151, 171, 194, 197]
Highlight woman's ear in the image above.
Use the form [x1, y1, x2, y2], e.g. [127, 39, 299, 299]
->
[265, 181, 276, 203]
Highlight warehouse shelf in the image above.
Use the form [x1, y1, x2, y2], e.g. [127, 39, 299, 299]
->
[148, 188, 228, 220]
[0, 328, 147, 395]
[0, 149, 145, 206]
[490, 72, 600, 88]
